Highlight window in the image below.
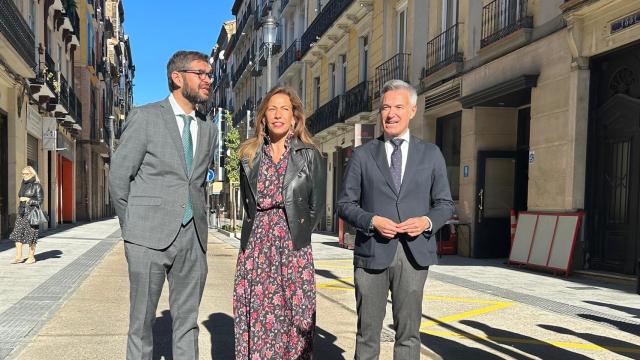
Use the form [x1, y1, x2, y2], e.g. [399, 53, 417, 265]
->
[329, 63, 336, 99]
[339, 54, 347, 94]
[29, 0, 36, 32]
[313, 77, 320, 110]
[359, 36, 368, 83]
[442, 0, 457, 31]
[436, 112, 461, 200]
[315, 0, 322, 14]
[57, 44, 62, 72]
[397, 8, 407, 53]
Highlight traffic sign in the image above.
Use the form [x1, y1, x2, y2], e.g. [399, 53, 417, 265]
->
[207, 169, 215, 182]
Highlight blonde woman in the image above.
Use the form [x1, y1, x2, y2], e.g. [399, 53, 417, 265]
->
[233, 87, 326, 359]
[10, 166, 44, 264]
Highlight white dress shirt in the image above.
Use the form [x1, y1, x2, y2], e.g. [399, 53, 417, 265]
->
[168, 94, 198, 156]
[383, 129, 432, 231]
[384, 129, 411, 182]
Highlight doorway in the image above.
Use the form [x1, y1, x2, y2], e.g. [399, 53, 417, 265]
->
[474, 151, 516, 258]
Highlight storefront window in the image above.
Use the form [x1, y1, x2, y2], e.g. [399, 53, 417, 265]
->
[436, 112, 461, 200]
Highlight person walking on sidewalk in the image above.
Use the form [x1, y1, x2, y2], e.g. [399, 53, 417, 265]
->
[234, 87, 326, 359]
[109, 51, 218, 360]
[337, 80, 454, 360]
[9, 166, 44, 264]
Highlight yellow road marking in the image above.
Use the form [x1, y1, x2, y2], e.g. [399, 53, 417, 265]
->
[420, 302, 513, 329]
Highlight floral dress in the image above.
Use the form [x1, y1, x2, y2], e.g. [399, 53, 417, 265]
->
[233, 136, 316, 359]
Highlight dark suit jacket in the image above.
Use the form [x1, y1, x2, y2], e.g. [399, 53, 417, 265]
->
[337, 135, 454, 269]
[109, 98, 219, 251]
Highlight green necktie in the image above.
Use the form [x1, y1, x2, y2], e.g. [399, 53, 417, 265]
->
[180, 114, 193, 224]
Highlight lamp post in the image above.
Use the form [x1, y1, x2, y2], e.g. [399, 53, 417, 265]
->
[262, 14, 277, 91]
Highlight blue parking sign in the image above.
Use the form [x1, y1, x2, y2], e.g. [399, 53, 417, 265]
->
[207, 169, 215, 182]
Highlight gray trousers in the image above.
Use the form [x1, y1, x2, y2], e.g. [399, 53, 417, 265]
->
[354, 241, 429, 360]
[124, 221, 208, 360]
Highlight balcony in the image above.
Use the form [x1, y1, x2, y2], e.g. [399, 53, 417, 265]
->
[232, 97, 253, 127]
[308, 80, 372, 135]
[260, 0, 273, 17]
[235, 3, 253, 42]
[66, 9, 80, 47]
[58, 73, 69, 112]
[0, 0, 36, 70]
[300, 0, 354, 57]
[280, 0, 290, 13]
[481, 0, 532, 48]
[232, 50, 252, 86]
[422, 24, 463, 78]
[278, 40, 301, 77]
[374, 53, 410, 99]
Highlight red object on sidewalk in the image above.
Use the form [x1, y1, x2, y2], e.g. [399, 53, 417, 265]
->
[338, 218, 345, 248]
[438, 216, 459, 255]
[510, 209, 518, 248]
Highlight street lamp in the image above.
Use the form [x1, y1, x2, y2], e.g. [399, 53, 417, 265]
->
[262, 14, 277, 90]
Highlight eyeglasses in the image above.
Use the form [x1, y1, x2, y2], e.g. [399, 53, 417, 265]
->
[176, 69, 214, 81]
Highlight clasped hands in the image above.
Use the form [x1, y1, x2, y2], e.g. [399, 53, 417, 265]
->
[372, 215, 431, 239]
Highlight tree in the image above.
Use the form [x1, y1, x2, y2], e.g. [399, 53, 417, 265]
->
[223, 110, 241, 231]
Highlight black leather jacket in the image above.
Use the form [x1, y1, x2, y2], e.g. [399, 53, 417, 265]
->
[19, 178, 44, 207]
[239, 138, 326, 250]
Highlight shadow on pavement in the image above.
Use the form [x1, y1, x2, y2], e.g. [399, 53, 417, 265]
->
[34, 249, 62, 262]
[420, 332, 504, 360]
[460, 320, 592, 360]
[576, 313, 640, 337]
[583, 300, 640, 318]
[319, 241, 347, 249]
[202, 312, 235, 360]
[152, 310, 173, 360]
[539, 324, 640, 360]
[414, 319, 524, 359]
[315, 268, 353, 283]
[314, 325, 346, 359]
[0, 240, 15, 252]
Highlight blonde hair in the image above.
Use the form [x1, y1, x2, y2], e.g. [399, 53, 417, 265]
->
[239, 87, 316, 164]
[22, 166, 40, 183]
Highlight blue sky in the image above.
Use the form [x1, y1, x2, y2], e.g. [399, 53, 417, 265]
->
[124, 0, 235, 105]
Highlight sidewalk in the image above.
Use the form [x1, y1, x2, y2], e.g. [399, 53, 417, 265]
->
[0, 219, 121, 359]
[2, 223, 639, 359]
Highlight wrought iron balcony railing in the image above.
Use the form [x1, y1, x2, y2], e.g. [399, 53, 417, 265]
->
[68, 86, 77, 120]
[280, 0, 290, 12]
[374, 53, 410, 98]
[300, 0, 354, 56]
[232, 50, 251, 85]
[68, 9, 80, 38]
[58, 73, 69, 110]
[481, 0, 532, 48]
[278, 40, 301, 76]
[423, 23, 463, 78]
[0, 0, 36, 68]
[45, 51, 56, 72]
[307, 80, 372, 135]
[260, 0, 273, 17]
[236, 3, 253, 39]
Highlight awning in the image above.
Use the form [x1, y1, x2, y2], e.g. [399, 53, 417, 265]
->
[460, 75, 539, 109]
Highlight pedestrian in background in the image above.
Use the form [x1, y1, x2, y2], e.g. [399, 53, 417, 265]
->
[338, 79, 454, 359]
[10, 166, 44, 264]
[109, 50, 218, 360]
[233, 87, 326, 359]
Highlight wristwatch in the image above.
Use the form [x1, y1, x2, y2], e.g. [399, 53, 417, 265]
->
[368, 217, 375, 232]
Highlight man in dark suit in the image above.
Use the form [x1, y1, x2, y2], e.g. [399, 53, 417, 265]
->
[109, 51, 218, 359]
[338, 79, 454, 359]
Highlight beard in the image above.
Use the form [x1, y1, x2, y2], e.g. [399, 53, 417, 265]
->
[182, 85, 208, 105]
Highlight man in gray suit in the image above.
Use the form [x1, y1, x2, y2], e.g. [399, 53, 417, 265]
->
[338, 79, 454, 359]
[109, 51, 218, 359]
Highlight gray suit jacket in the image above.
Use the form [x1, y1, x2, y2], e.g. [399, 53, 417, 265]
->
[109, 98, 219, 251]
[337, 135, 454, 269]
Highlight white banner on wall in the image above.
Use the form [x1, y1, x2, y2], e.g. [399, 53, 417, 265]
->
[43, 117, 58, 151]
[27, 106, 43, 139]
